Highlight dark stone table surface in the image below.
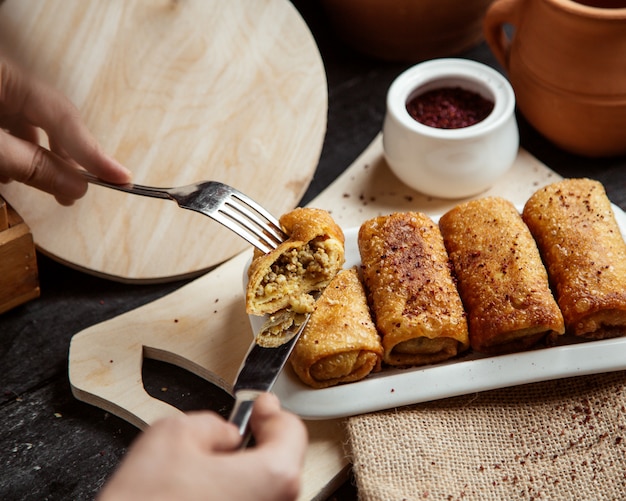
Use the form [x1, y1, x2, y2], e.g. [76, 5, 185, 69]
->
[1, 2, 625, 500]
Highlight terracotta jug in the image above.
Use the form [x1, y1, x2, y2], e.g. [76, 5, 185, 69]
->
[484, 0, 626, 157]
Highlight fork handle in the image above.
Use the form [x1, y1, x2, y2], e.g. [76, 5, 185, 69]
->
[81, 171, 172, 200]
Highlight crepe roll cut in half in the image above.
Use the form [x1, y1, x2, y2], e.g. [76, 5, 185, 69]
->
[246, 208, 345, 347]
[522, 178, 626, 339]
[289, 267, 383, 389]
[439, 197, 565, 355]
[358, 212, 469, 367]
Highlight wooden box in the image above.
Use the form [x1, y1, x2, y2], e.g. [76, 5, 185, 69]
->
[0, 196, 40, 314]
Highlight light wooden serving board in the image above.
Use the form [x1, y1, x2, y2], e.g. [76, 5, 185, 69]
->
[69, 135, 562, 500]
[0, 0, 326, 282]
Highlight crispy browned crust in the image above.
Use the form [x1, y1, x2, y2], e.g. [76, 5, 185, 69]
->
[522, 178, 626, 339]
[289, 267, 383, 388]
[440, 197, 564, 354]
[246, 208, 345, 318]
[358, 212, 469, 366]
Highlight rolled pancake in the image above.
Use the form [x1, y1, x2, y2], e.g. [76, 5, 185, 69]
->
[522, 178, 626, 339]
[246, 207, 344, 315]
[439, 197, 565, 354]
[290, 267, 383, 389]
[246, 207, 345, 347]
[358, 212, 469, 366]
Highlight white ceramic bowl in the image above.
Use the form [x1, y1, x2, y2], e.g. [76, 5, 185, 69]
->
[382, 58, 519, 199]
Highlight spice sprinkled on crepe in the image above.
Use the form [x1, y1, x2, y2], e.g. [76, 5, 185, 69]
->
[358, 212, 469, 366]
[440, 197, 564, 354]
[523, 178, 626, 339]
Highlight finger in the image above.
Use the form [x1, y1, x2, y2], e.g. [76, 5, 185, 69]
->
[0, 116, 39, 144]
[148, 411, 242, 453]
[249, 393, 308, 461]
[49, 136, 80, 169]
[238, 394, 307, 500]
[0, 57, 131, 183]
[0, 129, 87, 204]
[184, 412, 242, 451]
[28, 80, 131, 183]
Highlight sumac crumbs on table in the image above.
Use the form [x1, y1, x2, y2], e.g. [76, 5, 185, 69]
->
[406, 86, 494, 129]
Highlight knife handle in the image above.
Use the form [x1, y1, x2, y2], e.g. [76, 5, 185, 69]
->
[228, 390, 261, 447]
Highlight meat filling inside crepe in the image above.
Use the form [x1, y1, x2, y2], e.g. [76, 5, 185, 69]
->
[246, 207, 345, 347]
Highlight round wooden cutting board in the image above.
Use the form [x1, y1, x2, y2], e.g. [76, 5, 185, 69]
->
[0, 0, 327, 282]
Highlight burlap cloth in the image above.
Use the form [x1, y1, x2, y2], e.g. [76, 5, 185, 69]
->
[346, 371, 626, 500]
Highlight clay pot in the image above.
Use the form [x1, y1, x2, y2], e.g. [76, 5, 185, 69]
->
[484, 0, 626, 157]
[321, 0, 495, 62]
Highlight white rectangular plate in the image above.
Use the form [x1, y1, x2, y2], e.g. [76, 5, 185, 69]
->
[249, 205, 626, 420]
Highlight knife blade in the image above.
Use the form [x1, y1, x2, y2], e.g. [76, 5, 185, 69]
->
[228, 312, 312, 443]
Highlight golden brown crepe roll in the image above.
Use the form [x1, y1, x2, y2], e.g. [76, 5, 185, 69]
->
[246, 207, 345, 315]
[246, 207, 345, 347]
[358, 212, 469, 366]
[522, 178, 626, 339]
[439, 197, 565, 354]
[289, 267, 383, 388]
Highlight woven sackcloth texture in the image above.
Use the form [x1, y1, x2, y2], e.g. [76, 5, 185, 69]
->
[346, 371, 626, 501]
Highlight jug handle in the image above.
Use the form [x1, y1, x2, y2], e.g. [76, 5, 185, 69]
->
[483, 0, 523, 70]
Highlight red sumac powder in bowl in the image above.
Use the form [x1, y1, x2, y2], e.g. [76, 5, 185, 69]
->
[406, 86, 494, 129]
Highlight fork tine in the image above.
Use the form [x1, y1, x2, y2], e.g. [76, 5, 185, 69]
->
[222, 203, 284, 245]
[212, 191, 286, 253]
[211, 209, 281, 254]
[227, 191, 285, 241]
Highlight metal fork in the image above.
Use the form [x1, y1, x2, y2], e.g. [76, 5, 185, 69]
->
[82, 172, 286, 253]
[83, 172, 300, 444]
